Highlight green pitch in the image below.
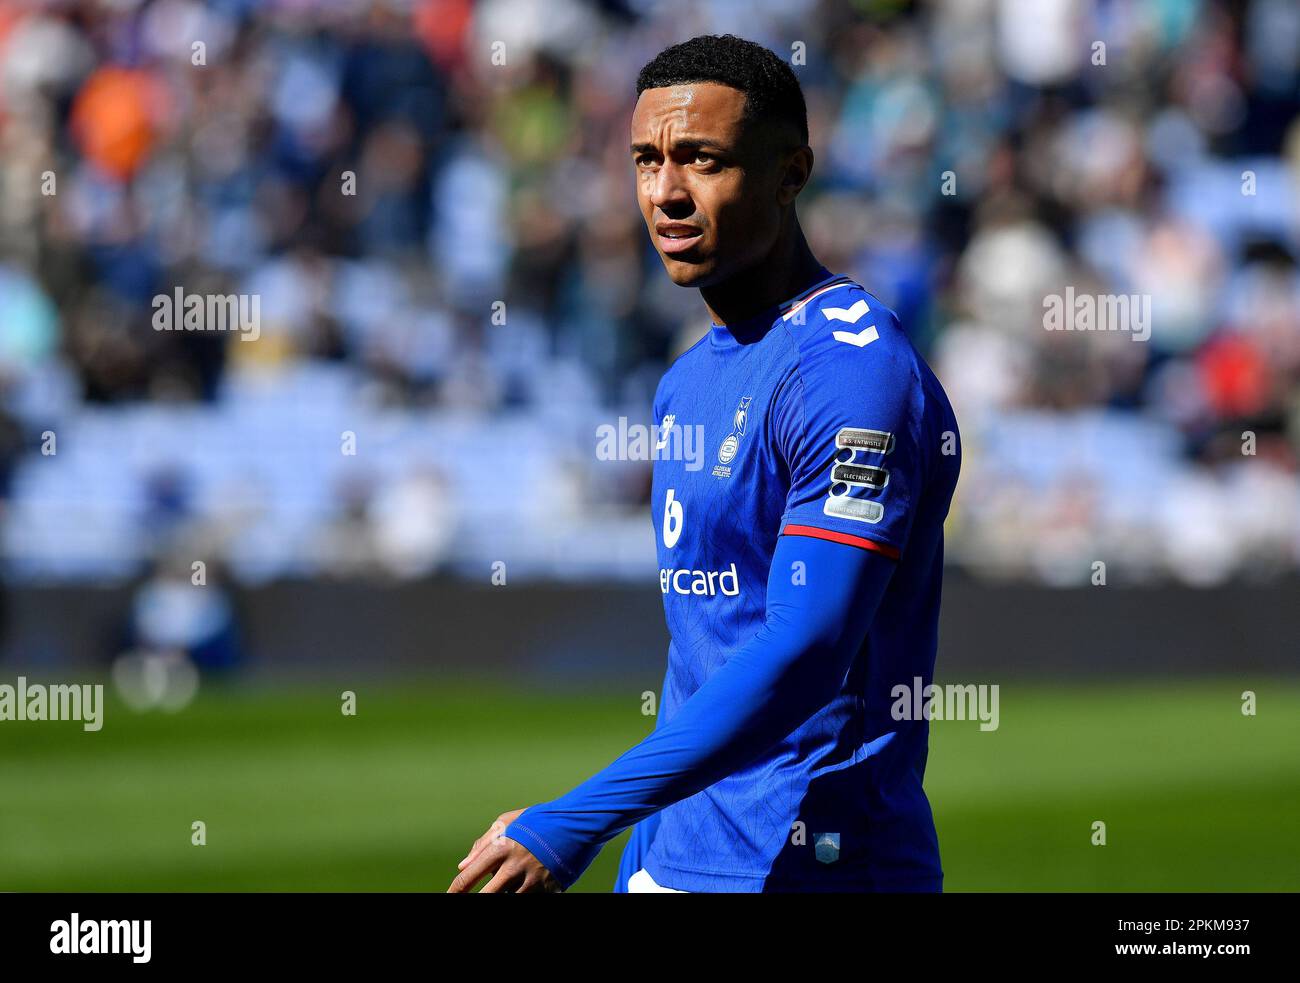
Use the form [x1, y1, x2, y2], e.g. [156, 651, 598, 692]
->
[1, 677, 1296, 891]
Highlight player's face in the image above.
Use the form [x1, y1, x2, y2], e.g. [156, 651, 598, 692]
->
[631, 83, 786, 288]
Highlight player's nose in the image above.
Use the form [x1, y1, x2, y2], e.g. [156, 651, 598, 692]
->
[649, 162, 692, 214]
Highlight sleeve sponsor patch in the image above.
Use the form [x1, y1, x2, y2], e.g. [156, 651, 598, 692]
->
[824, 427, 894, 524]
[824, 496, 885, 523]
[834, 427, 895, 454]
[830, 462, 889, 490]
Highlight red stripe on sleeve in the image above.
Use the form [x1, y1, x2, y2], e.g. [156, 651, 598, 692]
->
[780, 523, 901, 560]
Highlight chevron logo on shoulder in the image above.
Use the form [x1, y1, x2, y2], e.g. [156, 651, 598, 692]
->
[832, 325, 879, 347]
[823, 299, 870, 323]
[823, 299, 878, 346]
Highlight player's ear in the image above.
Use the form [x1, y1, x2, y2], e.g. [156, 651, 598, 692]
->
[777, 144, 813, 205]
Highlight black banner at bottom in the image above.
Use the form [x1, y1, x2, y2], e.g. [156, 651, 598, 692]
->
[0, 892, 1291, 970]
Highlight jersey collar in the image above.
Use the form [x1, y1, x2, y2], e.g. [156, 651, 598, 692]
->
[707, 266, 842, 349]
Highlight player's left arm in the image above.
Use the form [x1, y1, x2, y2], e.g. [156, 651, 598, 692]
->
[448, 532, 897, 892]
[448, 305, 941, 893]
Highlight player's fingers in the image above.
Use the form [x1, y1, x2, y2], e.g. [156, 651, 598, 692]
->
[478, 862, 524, 894]
[460, 821, 504, 868]
[456, 836, 485, 870]
[457, 821, 506, 869]
[447, 841, 505, 893]
[515, 870, 558, 894]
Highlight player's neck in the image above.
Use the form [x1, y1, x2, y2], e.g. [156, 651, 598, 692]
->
[701, 225, 827, 327]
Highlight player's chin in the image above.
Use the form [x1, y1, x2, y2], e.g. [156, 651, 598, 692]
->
[659, 252, 719, 288]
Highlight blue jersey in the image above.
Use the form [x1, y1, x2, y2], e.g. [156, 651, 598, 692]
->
[641, 268, 960, 891]
[503, 266, 960, 892]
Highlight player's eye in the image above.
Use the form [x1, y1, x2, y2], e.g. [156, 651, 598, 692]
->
[693, 152, 714, 166]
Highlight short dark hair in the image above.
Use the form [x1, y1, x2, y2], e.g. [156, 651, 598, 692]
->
[635, 34, 808, 145]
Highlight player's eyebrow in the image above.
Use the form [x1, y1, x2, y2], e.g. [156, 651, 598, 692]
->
[630, 138, 730, 156]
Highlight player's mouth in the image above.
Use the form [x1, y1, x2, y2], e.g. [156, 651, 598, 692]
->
[656, 223, 704, 255]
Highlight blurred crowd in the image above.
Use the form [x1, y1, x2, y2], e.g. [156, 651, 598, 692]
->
[0, 0, 1298, 587]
